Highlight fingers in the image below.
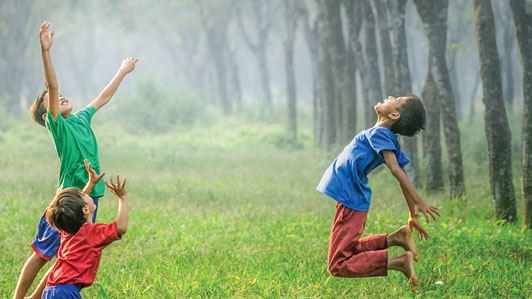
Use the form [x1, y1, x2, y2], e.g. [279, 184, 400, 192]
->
[432, 206, 441, 217]
[429, 210, 438, 222]
[84, 159, 89, 170]
[423, 211, 429, 224]
[122, 177, 127, 188]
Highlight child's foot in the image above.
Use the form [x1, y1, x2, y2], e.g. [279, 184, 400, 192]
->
[388, 225, 418, 261]
[391, 251, 418, 292]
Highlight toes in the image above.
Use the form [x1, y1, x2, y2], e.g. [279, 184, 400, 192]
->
[409, 276, 418, 292]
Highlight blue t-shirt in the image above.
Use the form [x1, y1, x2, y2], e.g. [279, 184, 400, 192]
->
[316, 126, 410, 211]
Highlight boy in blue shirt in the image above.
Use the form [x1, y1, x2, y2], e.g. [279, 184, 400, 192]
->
[13, 21, 137, 299]
[317, 95, 440, 292]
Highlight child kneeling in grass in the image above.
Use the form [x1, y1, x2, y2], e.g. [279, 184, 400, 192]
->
[317, 95, 440, 292]
[32, 160, 128, 298]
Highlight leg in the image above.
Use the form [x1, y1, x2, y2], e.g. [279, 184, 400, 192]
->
[387, 225, 418, 261]
[388, 252, 418, 292]
[13, 253, 48, 299]
[327, 203, 388, 278]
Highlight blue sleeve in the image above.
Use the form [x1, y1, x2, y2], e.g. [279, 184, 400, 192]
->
[74, 105, 95, 126]
[397, 150, 410, 168]
[368, 128, 397, 155]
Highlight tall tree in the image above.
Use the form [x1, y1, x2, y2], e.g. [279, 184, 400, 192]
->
[0, 0, 34, 115]
[493, 0, 516, 106]
[370, 0, 394, 97]
[508, 0, 532, 228]
[197, 0, 233, 114]
[473, 0, 516, 222]
[385, 0, 420, 187]
[324, 0, 349, 143]
[361, 0, 382, 128]
[315, 0, 337, 148]
[343, 0, 361, 138]
[283, 0, 300, 141]
[414, 0, 466, 198]
[421, 60, 445, 192]
[236, 0, 273, 115]
[299, 2, 322, 147]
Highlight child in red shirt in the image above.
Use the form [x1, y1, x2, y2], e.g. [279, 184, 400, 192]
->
[32, 160, 128, 298]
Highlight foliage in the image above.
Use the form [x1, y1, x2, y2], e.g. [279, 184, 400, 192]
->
[105, 78, 208, 134]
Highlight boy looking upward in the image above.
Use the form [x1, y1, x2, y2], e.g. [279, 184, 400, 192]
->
[13, 21, 137, 299]
[32, 160, 128, 298]
[317, 95, 440, 292]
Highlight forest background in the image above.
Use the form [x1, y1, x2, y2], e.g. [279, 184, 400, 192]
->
[0, 0, 531, 297]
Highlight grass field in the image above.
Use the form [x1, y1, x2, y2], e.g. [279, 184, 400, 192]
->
[0, 116, 531, 298]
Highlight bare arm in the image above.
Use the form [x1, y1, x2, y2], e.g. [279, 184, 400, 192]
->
[91, 57, 138, 112]
[81, 159, 105, 195]
[26, 267, 51, 299]
[40, 21, 59, 121]
[382, 150, 440, 239]
[104, 175, 128, 235]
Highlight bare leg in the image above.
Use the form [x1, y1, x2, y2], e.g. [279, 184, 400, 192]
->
[13, 253, 48, 299]
[387, 225, 418, 261]
[388, 252, 418, 292]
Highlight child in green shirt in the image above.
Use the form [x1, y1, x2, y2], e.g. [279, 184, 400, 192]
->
[13, 21, 138, 299]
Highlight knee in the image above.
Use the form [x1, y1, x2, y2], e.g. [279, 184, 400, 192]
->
[328, 262, 341, 277]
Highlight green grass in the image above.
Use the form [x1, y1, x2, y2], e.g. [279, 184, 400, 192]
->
[0, 116, 531, 298]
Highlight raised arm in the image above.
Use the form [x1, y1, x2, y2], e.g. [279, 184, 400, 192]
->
[82, 159, 105, 195]
[40, 21, 59, 121]
[104, 175, 128, 235]
[91, 57, 138, 112]
[382, 150, 440, 239]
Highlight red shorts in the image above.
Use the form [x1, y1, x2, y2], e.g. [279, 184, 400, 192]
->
[328, 203, 388, 277]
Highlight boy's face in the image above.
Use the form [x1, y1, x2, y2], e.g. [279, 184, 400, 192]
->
[41, 93, 73, 120]
[374, 96, 411, 119]
[82, 193, 96, 220]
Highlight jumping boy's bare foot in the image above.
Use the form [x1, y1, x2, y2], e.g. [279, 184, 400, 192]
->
[388, 251, 418, 292]
[387, 225, 418, 261]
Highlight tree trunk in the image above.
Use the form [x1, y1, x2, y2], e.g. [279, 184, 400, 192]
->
[422, 59, 445, 192]
[299, 2, 322, 147]
[473, 0, 517, 222]
[226, 46, 242, 112]
[316, 0, 337, 148]
[324, 0, 348, 143]
[344, 0, 365, 137]
[414, 0, 466, 198]
[283, 0, 299, 141]
[236, 1, 273, 116]
[508, 0, 532, 228]
[370, 0, 394, 97]
[494, 0, 516, 106]
[0, 0, 33, 116]
[362, 0, 382, 128]
[385, 0, 421, 187]
[198, 2, 232, 115]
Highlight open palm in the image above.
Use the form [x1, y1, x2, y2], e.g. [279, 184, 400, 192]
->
[40, 21, 53, 51]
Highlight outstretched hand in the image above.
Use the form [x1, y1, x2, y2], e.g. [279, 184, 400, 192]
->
[105, 175, 127, 199]
[408, 215, 429, 240]
[84, 159, 105, 186]
[120, 57, 138, 74]
[40, 21, 53, 51]
[417, 202, 441, 224]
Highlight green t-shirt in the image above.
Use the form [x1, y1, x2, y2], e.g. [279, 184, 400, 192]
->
[45, 105, 104, 197]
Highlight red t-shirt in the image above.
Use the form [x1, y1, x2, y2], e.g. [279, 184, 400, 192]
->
[46, 221, 121, 289]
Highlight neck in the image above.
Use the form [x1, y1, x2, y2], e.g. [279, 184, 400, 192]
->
[375, 115, 394, 129]
[85, 214, 93, 224]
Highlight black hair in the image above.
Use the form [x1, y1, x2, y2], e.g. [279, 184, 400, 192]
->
[30, 90, 48, 127]
[46, 187, 87, 234]
[390, 95, 426, 137]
